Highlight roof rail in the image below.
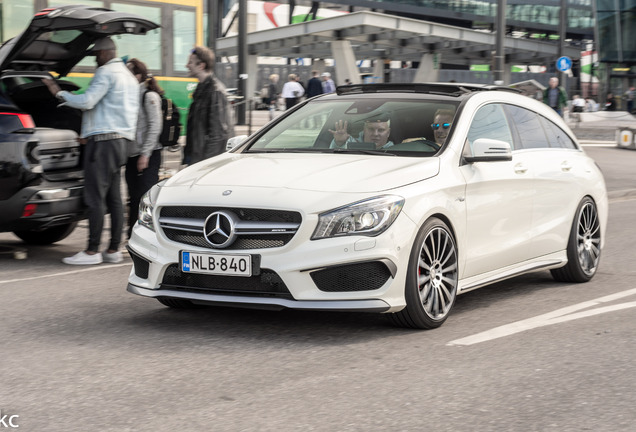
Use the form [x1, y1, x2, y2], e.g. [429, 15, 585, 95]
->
[336, 82, 521, 96]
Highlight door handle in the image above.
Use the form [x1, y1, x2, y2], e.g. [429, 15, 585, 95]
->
[561, 161, 573, 171]
[514, 163, 528, 174]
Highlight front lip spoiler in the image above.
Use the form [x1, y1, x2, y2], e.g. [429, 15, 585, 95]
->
[127, 284, 391, 313]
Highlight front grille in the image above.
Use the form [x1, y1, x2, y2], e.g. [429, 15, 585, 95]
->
[310, 261, 393, 292]
[161, 264, 293, 299]
[159, 206, 301, 250]
[128, 247, 150, 279]
[163, 231, 292, 250]
[161, 207, 301, 222]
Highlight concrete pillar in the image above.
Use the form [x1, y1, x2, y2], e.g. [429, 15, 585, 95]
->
[413, 53, 440, 83]
[372, 60, 384, 83]
[503, 64, 511, 86]
[330, 40, 360, 85]
[246, 54, 258, 105]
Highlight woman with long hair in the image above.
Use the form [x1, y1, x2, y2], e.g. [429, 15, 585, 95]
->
[125, 58, 163, 239]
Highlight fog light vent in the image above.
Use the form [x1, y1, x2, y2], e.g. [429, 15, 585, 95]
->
[310, 261, 392, 292]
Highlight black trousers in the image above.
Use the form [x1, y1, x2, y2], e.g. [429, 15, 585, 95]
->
[125, 149, 161, 238]
[285, 97, 297, 110]
[83, 138, 129, 253]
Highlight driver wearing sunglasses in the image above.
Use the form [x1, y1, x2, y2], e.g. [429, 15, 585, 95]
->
[432, 109, 454, 145]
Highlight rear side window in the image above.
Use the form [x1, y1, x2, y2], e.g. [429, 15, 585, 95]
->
[505, 105, 548, 149]
[539, 116, 577, 149]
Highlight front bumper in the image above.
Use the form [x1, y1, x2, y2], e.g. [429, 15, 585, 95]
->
[126, 212, 417, 313]
[127, 283, 391, 312]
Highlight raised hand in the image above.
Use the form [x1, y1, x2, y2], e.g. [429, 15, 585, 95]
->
[328, 120, 350, 147]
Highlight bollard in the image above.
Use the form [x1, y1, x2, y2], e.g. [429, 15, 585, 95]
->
[617, 127, 636, 149]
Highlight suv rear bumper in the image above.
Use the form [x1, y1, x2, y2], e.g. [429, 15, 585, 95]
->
[0, 180, 86, 232]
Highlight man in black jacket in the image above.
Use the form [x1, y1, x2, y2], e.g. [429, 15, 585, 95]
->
[183, 46, 234, 165]
[306, 70, 323, 98]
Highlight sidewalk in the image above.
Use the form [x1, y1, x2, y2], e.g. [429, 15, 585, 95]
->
[566, 111, 635, 142]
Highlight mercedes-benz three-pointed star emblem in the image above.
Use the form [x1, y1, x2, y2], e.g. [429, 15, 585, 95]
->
[203, 211, 237, 248]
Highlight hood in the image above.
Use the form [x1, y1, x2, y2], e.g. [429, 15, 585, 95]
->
[0, 4, 159, 76]
[167, 153, 440, 193]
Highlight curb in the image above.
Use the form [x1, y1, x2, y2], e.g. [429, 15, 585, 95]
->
[578, 140, 615, 146]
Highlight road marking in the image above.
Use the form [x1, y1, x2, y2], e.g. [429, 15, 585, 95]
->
[447, 288, 636, 346]
[0, 263, 131, 285]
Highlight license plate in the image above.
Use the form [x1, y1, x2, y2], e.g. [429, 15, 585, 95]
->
[181, 251, 252, 277]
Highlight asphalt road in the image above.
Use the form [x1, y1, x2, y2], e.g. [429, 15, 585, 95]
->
[1, 143, 635, 431]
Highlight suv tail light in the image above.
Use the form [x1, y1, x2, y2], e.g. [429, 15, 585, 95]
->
[22, 204, 38, 217]
[0, 112, 35, 130]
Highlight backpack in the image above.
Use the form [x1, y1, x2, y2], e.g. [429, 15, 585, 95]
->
[143, 90, 182, 147]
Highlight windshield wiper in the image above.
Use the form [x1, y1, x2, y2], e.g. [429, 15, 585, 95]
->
[331, 148, 395, 156]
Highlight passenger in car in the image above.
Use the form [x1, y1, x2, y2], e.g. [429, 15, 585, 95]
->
[431, 109, 454, 145]
[328, 115, 394, 150]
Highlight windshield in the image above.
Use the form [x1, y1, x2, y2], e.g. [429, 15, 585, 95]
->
[245, 98, 459, 156]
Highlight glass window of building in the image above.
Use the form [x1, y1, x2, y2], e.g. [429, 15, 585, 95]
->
[174, 9, 196, 73]
[591, 0, 635, 62]
[1, 0, 34, 43]
[110, 3, 162, 70]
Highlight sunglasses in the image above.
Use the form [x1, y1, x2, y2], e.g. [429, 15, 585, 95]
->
[431, 123, 452, 130]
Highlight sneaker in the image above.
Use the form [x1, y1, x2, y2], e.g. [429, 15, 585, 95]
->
[62, 251, 103, 265]
[102, 250, 123, 264]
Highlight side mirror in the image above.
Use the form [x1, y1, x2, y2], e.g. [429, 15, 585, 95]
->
[226, 135, 248, 151]
[464, 138, 512, 162]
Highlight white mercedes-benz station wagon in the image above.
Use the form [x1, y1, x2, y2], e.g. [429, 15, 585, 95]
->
[127, 83, 607, 329]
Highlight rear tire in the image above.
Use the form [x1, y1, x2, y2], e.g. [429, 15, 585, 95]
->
[157, 297, 201, 309]
[551, 197, 601, 283]
[389, 218, 459, 329]
[13, 222, 77, 245]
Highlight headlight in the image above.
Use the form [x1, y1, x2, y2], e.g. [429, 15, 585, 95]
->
[138, 180, 166, 231]
[312, 195, 404, 240]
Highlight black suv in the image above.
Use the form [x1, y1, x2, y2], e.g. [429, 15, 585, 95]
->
[0, 5, 157, 244]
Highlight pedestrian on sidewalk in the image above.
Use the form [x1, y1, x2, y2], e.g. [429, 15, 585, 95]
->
[281, 74, 304, 110]
[42, 37, 137, 265]
[125, 58, 163, 239]
[183, 46, 234, 165]
[321, 72, 336, 93]
[543, 76, 568, 117]
[572, 94, 586, 113]
[306, 70, 323, 98]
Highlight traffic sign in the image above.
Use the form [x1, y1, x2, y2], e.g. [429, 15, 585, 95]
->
[556, 56, 572, 72]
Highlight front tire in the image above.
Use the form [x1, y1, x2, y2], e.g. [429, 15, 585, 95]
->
[389, 218, 459, 329]
[551, 197, 601, 283]
[13, 222, 77, 245]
